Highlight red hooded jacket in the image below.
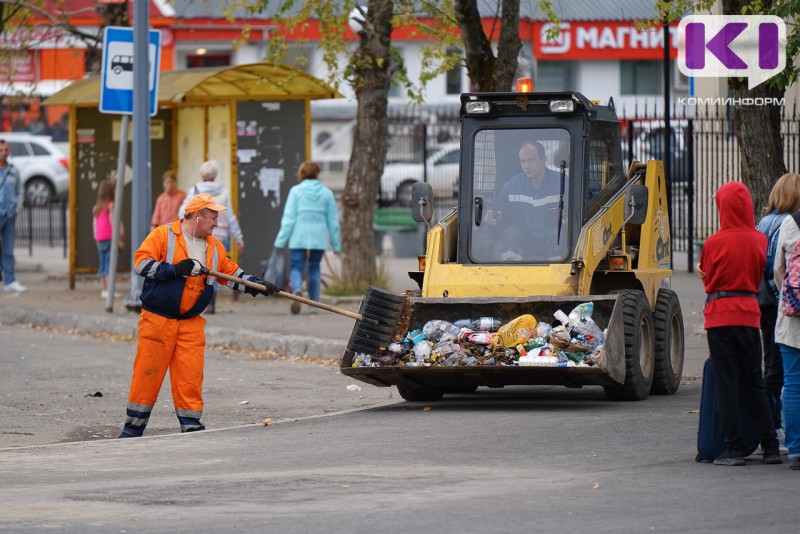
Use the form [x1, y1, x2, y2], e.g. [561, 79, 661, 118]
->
[699, 182, 766, 329]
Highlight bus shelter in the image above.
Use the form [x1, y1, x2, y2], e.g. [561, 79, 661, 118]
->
[44, 63, 341, 287]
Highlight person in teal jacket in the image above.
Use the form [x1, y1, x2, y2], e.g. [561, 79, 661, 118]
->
[274, 161, 341, 314]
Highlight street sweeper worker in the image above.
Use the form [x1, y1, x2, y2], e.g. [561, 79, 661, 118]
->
[119, 193, 278, 438]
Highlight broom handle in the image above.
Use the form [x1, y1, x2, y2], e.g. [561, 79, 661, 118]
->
[202, 268, 363, 321]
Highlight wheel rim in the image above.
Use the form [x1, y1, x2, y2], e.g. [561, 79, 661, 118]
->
[26, 182, 52, 206]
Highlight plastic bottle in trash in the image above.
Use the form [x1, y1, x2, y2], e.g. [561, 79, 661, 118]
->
[422, 320, 460, 342]
[568, 302, 594, 324]
[454, 317, 503, 331]
[553, 309, 570, 328]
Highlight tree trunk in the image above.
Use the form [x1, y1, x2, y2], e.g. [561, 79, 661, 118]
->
[723, 0, 787, 214]
[494, 0, 521, 91]
[455, 0, 521, 92]
[728, 79, 787, 214]
[340, 0, 394, 288]
[454, 0, 495, 91]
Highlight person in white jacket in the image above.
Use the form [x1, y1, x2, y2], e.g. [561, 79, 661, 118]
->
[179, 160, 244, 253]
[178, 160, 245, 313]
[774, 206, 800, 471]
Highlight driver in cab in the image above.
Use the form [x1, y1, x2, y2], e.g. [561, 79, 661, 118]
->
[484, 140, 567, 260]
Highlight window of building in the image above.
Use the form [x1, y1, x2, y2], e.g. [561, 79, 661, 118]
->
[187, 53, 231, 69]
[445, 48, 462, 95]
[535, 61, 574, 92]
[620, 60, 661, 95]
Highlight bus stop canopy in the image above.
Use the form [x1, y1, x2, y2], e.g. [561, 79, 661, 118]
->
[44, 62, 342, 107]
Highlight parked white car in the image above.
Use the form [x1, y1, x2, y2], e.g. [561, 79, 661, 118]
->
[380, 142, 460, 206]
[0, 133, 69, 205]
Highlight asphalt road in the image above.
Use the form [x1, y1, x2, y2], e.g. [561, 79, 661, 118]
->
[2, 323, 800, 532]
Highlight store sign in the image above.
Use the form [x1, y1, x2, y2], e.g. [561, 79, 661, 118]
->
[533, 21, 679, 61]
[1, 51, 37, 83]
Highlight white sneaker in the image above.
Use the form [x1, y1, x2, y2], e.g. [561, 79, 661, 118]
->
[4, 281, 27, 293]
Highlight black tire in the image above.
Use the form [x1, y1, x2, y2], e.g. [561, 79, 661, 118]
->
[604, 290, 655, 401]
[25, 177, 55, 206]
[395, 180, 415, 207]
[651, 288, 685, 395]
[397, 386, 445, 402]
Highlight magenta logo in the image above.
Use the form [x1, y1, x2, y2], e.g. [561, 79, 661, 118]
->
[678, 15, 786, 89]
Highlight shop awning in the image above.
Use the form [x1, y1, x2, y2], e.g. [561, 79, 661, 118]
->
[44, 62, 342, 107]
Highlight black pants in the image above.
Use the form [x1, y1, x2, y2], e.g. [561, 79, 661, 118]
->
[708, 326, 777, 453]
[760, 303, 784, 428]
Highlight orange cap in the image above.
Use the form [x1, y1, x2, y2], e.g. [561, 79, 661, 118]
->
[184, 193, 226, 215]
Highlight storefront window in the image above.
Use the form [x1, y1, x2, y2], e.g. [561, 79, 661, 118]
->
[620, 60, 661, 95]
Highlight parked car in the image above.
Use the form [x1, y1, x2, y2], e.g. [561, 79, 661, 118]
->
[380, 142, 460, 207]
[628, 122, 690, 185]
[0, 133, 69, 205]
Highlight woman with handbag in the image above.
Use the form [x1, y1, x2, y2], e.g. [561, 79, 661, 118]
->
[273, 161, 341, 315]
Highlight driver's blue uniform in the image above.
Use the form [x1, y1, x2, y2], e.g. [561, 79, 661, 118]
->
[494, 168, 565, 256]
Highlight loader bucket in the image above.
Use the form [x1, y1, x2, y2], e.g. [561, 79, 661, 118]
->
[341, 294, 627, 391]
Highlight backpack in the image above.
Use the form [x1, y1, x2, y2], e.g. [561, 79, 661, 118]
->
[756, 211, 786, 307]
[780, 212, 800, 317]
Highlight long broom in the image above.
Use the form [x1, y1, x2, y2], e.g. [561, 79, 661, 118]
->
[200, 267, 409, 352]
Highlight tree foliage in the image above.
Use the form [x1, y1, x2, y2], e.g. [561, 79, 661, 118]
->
[228, 0, 466, 289]
[651, 0, 799, 212]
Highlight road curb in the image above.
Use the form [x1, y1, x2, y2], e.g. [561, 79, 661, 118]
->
[0, 307, 347, 360]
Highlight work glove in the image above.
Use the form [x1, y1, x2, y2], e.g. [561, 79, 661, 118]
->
[244, 276, 279, 297]
[174, 258, 200, 277]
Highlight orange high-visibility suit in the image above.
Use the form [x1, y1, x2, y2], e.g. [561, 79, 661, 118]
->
[121, 220, 261, 437]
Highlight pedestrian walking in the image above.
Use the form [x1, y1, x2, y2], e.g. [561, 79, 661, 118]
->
[698, 181, 781, 466]
[773, 203, 800, 470]
[273, 161, 341, 314]
[756, 172, 800, 447]
[119, 193, 277, 438]
[92, 179, 124, 298]
[178, 160, 244, 253]
[0, 139, 26, 293]
[179, 160, 244, 314]
[151, 170, 186, 230]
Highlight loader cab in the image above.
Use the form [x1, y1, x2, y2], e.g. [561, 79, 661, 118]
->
[457, 90, 626, 265]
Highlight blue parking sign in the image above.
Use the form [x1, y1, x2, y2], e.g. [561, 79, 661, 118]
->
[100, 26, 161, 115]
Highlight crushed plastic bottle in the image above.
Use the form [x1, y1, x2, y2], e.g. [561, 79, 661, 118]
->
[535, 322, 551, 337]
[568, 302, 594, 324]
[435, 339, 461, 356]
[422, 320, 460, 342]
[454, 317, 503, 331]
[571, 317, 604, 346]
[468, 332, 495, 345]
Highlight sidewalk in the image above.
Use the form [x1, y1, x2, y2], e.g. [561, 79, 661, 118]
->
[2, 244, 707, 372]
[2, 240, 421, 360]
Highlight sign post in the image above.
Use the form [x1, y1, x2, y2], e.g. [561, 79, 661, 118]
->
[99, 25, 161, 311]
[100, 26, 161, 116]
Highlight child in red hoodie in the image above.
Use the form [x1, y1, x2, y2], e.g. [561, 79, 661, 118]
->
[699, 181, 781, 466]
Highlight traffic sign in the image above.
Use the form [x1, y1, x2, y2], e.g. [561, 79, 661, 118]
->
[99, 26, 161, 116]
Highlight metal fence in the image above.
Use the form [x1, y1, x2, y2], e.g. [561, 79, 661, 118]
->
[384, 101, 800, 271]
[14, 198, 68, 257]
